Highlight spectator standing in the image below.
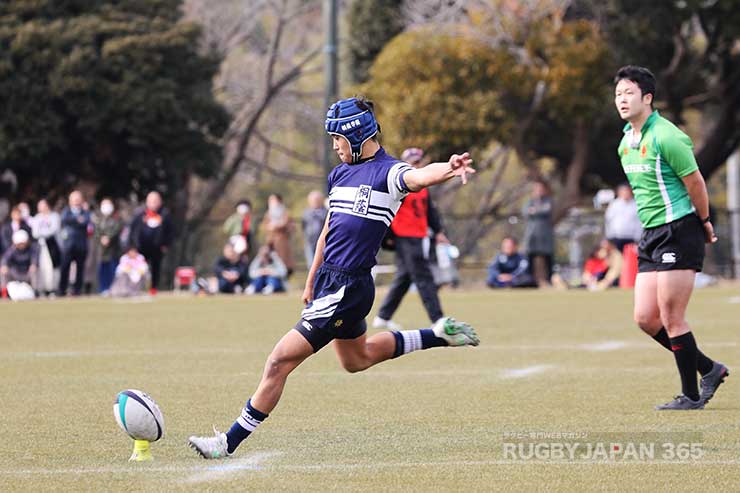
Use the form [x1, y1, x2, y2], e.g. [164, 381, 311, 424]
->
[301, 190, 328, 266]
[129, 191, 173, 294]
[95, 198, 123, 293]
[82, 200, 98, 294]
[1, 230, 38, 298]
[604, 184, 643, 253]
[17, 202, 31, 223]
[30, 199, 61, 296]
[58, 191, 91, 296]
[223, 199, 254, 256]
[1, 206, 33, 256]
[487, 237, 535, 288]
[246, 244, 287, 295]
[522, 180, 554, 287]
[260, 194, 294, 276]
[374, 147, 448, 330]
[214, 243, 250, 294]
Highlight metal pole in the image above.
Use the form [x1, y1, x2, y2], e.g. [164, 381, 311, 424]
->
[322, 0, 339, 182]
[727, 150, 740, 278]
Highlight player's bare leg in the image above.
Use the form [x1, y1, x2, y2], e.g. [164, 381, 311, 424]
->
[251, 330, 314, 413]
[333, 332, 396, 372]
[656, 270, 695, 337]
[189, 330, 313, 458]
[634, 272, 662, 336]
[653, 270, 721, 409]
[333, 317, 479, 373]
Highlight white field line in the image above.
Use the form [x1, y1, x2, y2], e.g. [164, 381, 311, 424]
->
[182, 451, 279, 483]
[728, 296, 740, 304]
[4, 457, 740, 476]
[500, 365, 553, 379]
[580, 341, 627, 352]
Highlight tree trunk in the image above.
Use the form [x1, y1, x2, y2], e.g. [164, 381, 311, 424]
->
[162, 168, 192, 289]
[555, 118, 589, 222]
[696, 77, 740, 178]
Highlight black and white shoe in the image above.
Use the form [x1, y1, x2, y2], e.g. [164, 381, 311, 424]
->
[700, 362, 729, 405]
[655, 395, 704, 411]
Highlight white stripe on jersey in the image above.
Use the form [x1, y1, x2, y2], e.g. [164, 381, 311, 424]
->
[329, 206, 392, 226]
[330, 186, 400, 212]
[302, 285, 346, 320]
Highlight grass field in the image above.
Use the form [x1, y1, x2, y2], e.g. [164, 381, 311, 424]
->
[1, 287, 739, 491]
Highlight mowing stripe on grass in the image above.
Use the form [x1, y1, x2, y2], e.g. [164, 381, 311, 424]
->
[4, 341, 735, 360]
[4, 457, 740, 476]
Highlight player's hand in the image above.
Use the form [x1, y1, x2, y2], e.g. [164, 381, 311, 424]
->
[301, 284, 314, 305]
[448, 152, 475, 184]
[703, 220, 718, 244]
[435, 232, 450, 245]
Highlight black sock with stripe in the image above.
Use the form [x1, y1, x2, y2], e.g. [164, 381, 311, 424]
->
[652, 327, 714, 375]
[669, 332, 700, 401]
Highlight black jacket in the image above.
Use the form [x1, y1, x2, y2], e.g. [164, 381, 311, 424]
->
[129, 207, 174, 253]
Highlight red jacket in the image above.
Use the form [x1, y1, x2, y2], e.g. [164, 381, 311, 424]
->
[391, 188, 444, 238]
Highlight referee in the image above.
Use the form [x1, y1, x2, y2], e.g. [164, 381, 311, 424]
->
[614, 65, 728, 410]
[373, 147, 448, 330]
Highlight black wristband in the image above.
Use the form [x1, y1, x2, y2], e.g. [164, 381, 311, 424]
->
[702, 216, 711, 224]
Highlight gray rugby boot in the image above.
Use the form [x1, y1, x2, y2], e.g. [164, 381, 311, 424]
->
[432, 317, 480, 347]
[655, 395, 704, 411]
[188, 427, 230, 459]
[700, 362, 729, 405]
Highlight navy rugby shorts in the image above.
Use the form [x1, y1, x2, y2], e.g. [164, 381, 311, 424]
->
[294, 263, 375, 352]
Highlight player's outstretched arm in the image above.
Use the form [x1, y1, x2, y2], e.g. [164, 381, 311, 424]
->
[403, 152, 475, 192]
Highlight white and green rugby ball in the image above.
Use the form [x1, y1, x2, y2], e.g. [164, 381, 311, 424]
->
[113, 389, 164, 442]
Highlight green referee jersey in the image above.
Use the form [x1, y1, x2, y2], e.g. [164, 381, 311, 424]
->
[617, 110, 699, 228]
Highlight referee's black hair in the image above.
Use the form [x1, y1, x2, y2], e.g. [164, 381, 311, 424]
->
[614, 65, 656, 108]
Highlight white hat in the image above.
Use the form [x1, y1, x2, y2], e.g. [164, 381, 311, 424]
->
[12, 229, 29, 245]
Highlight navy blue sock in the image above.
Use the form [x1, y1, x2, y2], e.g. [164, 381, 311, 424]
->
[391, 329, 448, 358]
[420, 328, 448, 348]
[225, 398, 269, 454]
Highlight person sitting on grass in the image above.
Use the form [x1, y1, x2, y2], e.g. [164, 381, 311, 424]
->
[486, 237, 535, 288]
[1, 230, 38, 299]
[580, 239, 622, 291]
[215, 243, 250, 294]
[110, 245, 150, 297]
[246, 244, 287, 295]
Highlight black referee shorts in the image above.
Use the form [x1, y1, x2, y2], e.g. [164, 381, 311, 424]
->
[637, 213, 705, 273]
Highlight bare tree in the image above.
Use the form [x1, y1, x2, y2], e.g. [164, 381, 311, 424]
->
[181, 0, 325, 240]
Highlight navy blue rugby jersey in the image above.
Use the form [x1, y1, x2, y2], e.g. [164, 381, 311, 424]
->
[323, 147, 413, 270]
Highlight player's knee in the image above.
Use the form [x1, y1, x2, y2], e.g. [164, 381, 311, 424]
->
[634, 311, 659, 330]
[263, 354, 294, 379]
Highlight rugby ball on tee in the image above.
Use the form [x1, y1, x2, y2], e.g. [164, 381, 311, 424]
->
[113, 389, 164, 442]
